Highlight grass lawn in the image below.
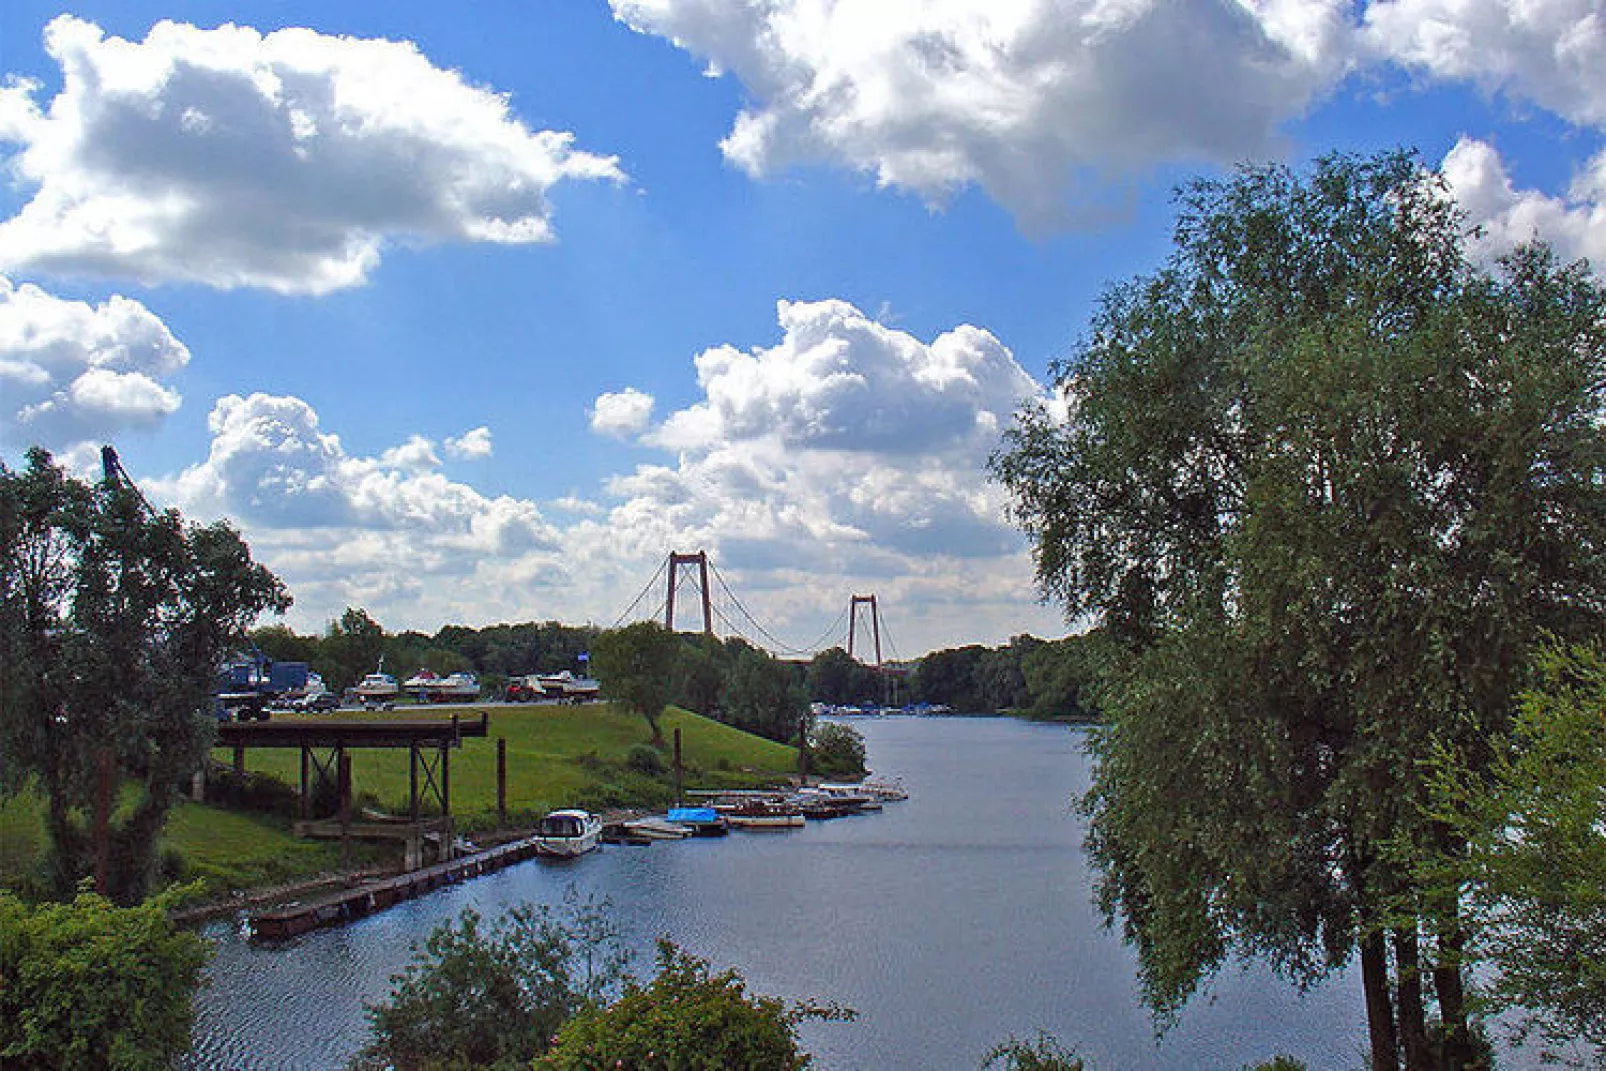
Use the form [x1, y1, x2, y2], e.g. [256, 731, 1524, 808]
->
[0, 789, 355, 899]
[217, 702, 799, 830]
[0, 704, 796, 901]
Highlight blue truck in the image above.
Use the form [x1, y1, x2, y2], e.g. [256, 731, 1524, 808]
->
[214, 648, 310, 721]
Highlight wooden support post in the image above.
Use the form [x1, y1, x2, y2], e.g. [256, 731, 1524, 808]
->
[94, 747, 112, 896]
[233, 744, 246, 776]
[338, 751, 352, 867]
[409, 743, 419, 822]
[440, 742, 450, 817]
[496, 737, 507, 827]
[673, 727, 684, 806]
[300, 746, 310, 819]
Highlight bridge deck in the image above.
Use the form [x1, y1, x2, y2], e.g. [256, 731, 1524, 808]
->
[217, 711, 488, 749]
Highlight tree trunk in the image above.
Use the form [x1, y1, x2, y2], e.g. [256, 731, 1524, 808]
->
[1361, 929, 1401, 1071]
[1433, 927, 1472, 1071]
[1393, 928, 1432, 1071]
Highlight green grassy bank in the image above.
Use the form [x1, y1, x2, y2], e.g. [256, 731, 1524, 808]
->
[1, 703, 798, 900]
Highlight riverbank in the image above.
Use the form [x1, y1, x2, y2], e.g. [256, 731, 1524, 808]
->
[0, 702, 798, 903]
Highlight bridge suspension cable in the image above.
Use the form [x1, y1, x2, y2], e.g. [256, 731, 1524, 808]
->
[611, 553, 671, 629]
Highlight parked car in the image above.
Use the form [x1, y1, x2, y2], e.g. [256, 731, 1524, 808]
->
[295, 693, 340, 713]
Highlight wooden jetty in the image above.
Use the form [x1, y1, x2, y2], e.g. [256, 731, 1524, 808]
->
[249, 831, 545, 941]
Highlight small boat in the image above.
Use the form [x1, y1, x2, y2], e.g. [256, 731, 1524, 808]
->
[623, 816, 693, 840]
[534, 809, 602, 857]
[666, 806, 729, 837]
[722, 798, 805, 829]
[355, 657, 399, 702]
[404, 669, 481, 703]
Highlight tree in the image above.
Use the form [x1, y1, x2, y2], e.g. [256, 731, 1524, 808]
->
[0, 448, 288, 902]
[992, 150, 1606, 1071]
[534, 940, 851, 1071]
[723, 640, 808, 743]
[0, 888, 209, 1069]
[324, 607, 386, 693]
[590, 621, 678, 743]
[808, 647, 877, 706]
[1420, 642, 1606, 1062]
[353, 894, 628, 1071]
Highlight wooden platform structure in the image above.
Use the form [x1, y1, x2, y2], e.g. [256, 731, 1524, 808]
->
[249, 830, 548, 941]
[218, 712, 489, 868]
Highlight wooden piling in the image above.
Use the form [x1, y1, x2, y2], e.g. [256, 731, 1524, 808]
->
[496, 737, 507, 827]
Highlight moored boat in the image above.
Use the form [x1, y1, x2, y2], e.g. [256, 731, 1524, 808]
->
[534, 809, 602, 857]
[623, 816, 693, 840]
[666, 806, 729, 837]
[722, 798, 805, 829]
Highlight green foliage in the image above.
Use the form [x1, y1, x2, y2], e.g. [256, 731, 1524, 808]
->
[911, 637, 1039, 713]
[1242, 1058, 1307, 1071]
[807, 647, 880, 706]
[353, 892, 629, 1071]
[722, 639, 808, 743]
[0, 889, 209, 1070]
[992, 148, 1606, 1068]
[1020, 631, 1112, 722]
[625, 743, 668, 776]
[0, 448, 289, 902]
[1421, 642, 1606, 1061]
[590, 622, 679, 742]
[809, 721, 867, 780]
[535, 939, 852, 1071]
[982, 1033, 1085, 1070]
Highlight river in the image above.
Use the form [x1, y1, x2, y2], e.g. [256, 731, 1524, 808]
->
[188, 716, 1373, 1070]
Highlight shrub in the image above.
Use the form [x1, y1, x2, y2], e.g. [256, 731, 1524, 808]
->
[535, 940, 853, 1070]
[0, 889, 209, 1070]
[809, 722, 867, 780]
[626, 743, 667, 776]
[351, 891, 628, 1071]
[1243, 1059, 1306, 1071]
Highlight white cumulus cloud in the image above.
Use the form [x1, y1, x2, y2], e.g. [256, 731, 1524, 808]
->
[609, 0, 1355, 229]
[1442, 137, 1606, 269]
[152, 392, 580, 632]
[445, 426, 493, 460]
[0, 275, 188, 451]
[0, 16, 625, 293]
[574, 298, 1061, 651]
[1364, 0, 1606, 129]
[590, 388, 656, 438]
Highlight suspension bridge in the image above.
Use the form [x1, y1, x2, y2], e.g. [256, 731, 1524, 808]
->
[610, 550, 905, 670]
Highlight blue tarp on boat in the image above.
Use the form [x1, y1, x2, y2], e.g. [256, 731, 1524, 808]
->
[667, 807, 718, 823]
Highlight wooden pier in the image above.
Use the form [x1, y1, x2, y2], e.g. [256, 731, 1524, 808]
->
[249, 831, 546, 941]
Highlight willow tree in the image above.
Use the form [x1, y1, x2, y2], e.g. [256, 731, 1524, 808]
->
[0, 448, 288, 902]
[992, 151, 1606, 1071]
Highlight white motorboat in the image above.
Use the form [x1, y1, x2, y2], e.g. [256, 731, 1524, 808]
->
[622, 816, 693, 840]
[534, 809, 602, 857]
[355, 659, 399, 701]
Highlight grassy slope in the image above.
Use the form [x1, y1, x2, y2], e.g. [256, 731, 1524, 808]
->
[219, 702, 798, 827]
[1, 703, 796, 899]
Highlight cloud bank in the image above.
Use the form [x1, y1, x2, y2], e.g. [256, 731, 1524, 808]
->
[610, 0, 1355, 228]
[0, 16, 624, 293]
[610, 0, 1606, 261]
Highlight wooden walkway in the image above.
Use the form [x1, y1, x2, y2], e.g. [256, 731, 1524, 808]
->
[249, 831, 545, 941]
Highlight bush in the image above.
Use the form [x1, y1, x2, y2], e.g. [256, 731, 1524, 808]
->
[1243, 1059, 1306, 1071]
[0, 889, 209, 1070]
[809, 722, 867, 780]
[625, 743, 667, 776]
[535, 940, 853, 1070]
[351, 891, 628, 1071]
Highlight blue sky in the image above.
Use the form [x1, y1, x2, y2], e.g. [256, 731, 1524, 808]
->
[2, 1, 1603, 657]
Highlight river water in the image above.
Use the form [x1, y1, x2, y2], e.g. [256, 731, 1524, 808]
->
[188, 716, 1373, 1070]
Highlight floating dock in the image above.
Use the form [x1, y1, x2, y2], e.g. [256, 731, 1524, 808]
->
[248, 832, 547, 941]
